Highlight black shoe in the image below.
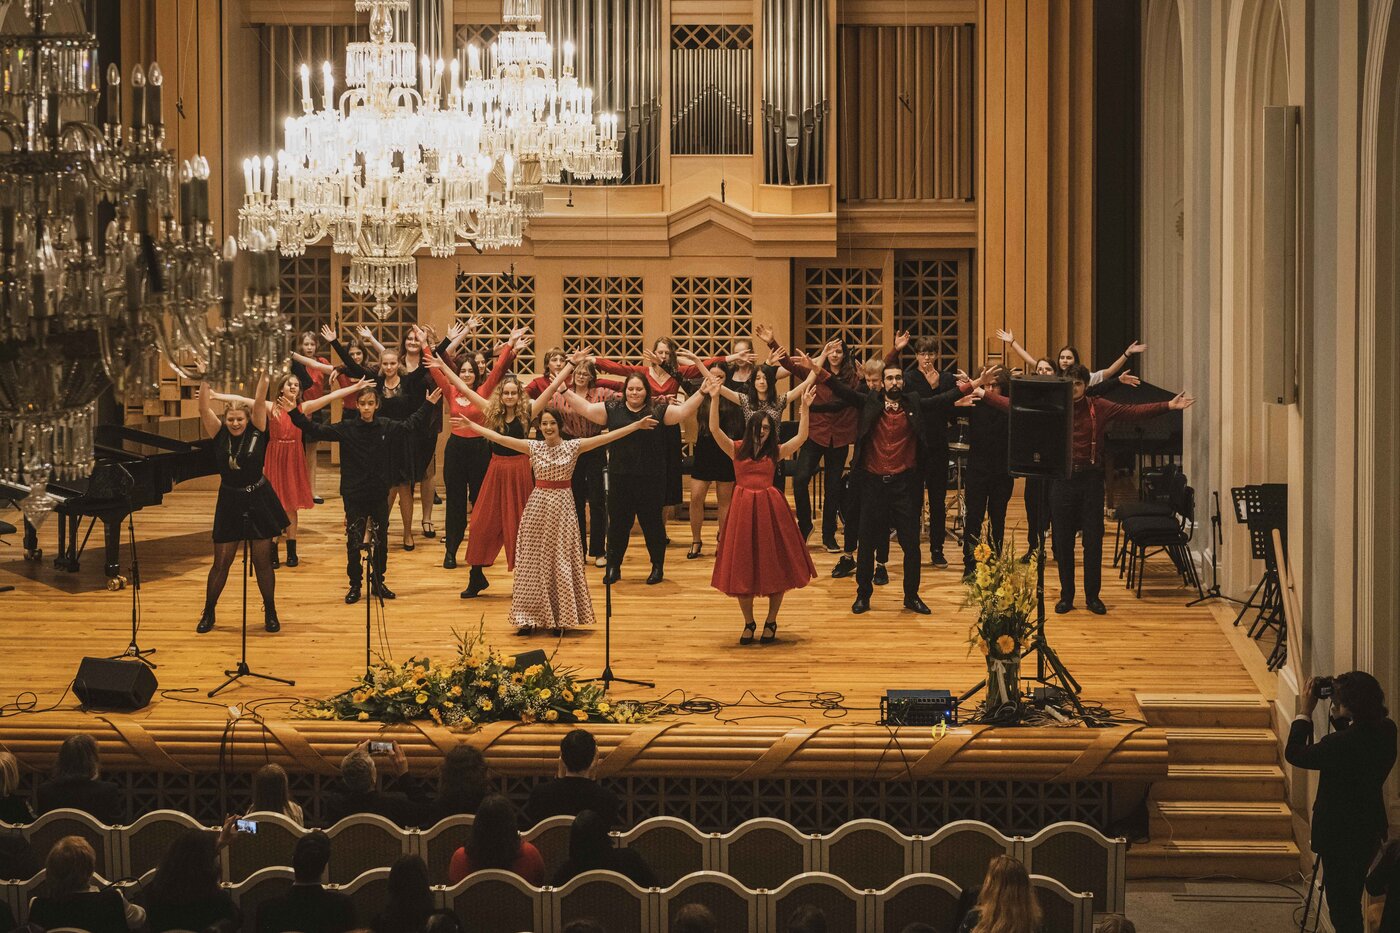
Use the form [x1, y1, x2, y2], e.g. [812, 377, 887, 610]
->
[1055, 600, 1073, 614]
[646, 564, 664, 585]
[760, 620, 778, 643]
[421, 522, 436, 539]
[313, 495, 325, 505]
[372, 583, 396, 600]
[930, 553, 948, 568]
[285, 540, 299, 568]
[460, 568, 488, 598]
[873, 564, 889, 586]
[852, 596, 871, 615]
[831, 555, 857, 578]
[345, 586, 361, 605]
[433, 491, 442, 505]
[1086, 598, 1107, 615]
[739, 621, 756, 645]
[601, 565, 620, 585]
[904, 595, 931, 615]
[264, 610, 281, 633]
[822, 536, 841, 553]
[196, 608, 215, 633]
[443, 553, 457, 569]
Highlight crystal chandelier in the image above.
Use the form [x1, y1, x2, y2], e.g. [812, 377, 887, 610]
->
[241, 0, 621, 319]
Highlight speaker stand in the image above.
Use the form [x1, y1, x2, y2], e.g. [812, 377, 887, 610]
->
[108, 510, 155, 669]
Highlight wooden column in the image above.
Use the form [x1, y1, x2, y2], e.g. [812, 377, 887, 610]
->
[977, 0, 1094, 361]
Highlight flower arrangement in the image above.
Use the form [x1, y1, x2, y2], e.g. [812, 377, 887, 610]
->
[962, 537, 1038, 706]
[298, 626, 655, 726]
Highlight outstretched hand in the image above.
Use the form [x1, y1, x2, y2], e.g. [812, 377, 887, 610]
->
[995, 328, 1015, 344]
[450, 413, 471, 431]
[802, 385, 817, 407]
[635, 415, 659, 431]
[355, 324, 375, 342]
[893, 330, 911, 352]
[426, 387, 444, 404]
[1167, 392, 1194, 411]
[320, 323, 337, 343]
[954, 392, 979, 408]
[1127, 340, 1148, 355]
[568, 347, 591, 366]
[755, 322, 775, 344]
[1119, 370, 1142, 387]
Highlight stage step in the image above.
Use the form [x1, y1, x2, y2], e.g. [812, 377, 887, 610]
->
[1148, 800, 1295, 839]
[1164, 727, 1278, 764]
[1137, 694, 1273, 728]
[1127, 838, 1302, 881]
[1150, 763, 1286, 800]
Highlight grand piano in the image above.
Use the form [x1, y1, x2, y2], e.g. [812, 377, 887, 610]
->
[1, 424, 214, 584]
[1098, 378, 1184, 506]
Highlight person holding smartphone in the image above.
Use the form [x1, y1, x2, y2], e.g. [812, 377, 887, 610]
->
[323, 741, 428, 828]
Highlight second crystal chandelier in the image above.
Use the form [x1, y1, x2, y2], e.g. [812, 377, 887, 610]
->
[241, 0, 621, 318]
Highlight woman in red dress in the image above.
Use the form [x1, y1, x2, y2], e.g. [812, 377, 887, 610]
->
[703, 379, 818, 644]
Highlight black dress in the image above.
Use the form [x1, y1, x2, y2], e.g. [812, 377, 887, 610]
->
[212, 425, 288, 543]
[378, 369, 434, 486]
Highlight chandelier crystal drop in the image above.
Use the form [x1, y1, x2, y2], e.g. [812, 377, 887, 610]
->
[240, 0, 621, 318]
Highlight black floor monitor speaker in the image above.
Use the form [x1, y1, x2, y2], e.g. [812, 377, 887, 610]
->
[73, 657, 158, 711]
[1008, 375, 1074, 479]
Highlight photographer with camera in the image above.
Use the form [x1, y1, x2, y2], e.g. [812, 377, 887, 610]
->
[1286, 671, 1398, 933]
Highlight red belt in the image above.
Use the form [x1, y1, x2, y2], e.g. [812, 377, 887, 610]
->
[535, 479, 572, 489]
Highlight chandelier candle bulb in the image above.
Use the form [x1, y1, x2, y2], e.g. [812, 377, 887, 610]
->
[322, 61, 334, 111]
[195, 156, 211, 223]
[468, 44, 480, 78]
[300, 63, 312, 112]
[130, 64, 145, 131]
[148, 63, 162, 128]
[104, 63, 119, 126]
[263, 156, 274, 196]
[563, 40, 574, 75]
[73, 196, 89, 245]
[178, 161, 193, 231]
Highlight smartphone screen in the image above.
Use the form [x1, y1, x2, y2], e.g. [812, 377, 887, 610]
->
[369, 740, 395, 755]
[235, 818, 258, 834]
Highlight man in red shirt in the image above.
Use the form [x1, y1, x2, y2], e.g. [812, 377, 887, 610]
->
[986, 365, 1193, 615]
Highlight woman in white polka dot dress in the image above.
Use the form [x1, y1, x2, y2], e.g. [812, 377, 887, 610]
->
[454, 357, 664, 633]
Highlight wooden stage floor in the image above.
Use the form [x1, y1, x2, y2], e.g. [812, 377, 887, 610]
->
[0, 477, 1262, 727]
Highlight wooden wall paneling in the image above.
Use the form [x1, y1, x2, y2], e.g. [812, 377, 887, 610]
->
[1003, 0, 1026, 342]
[979, 0, 1005, 346]
[280, 254, 335, 340]
[670, 276, 755, 357]
[836, 0, 977, 27]
[455, 272, 540, 373]
[893, 253, 969, 370]
[1024, 0, 1049, 354]
[563, 275, 648, 363]
[1070, 0, 1094, 347]
[672, 0, 752, 23]
[797, 262, 885, 363]
[452, 0, 504, 24]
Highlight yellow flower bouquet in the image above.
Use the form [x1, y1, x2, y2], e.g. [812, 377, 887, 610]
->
[962, 536, 1038, 707]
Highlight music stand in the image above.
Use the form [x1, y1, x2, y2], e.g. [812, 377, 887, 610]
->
[1185, 490, 1248, 608]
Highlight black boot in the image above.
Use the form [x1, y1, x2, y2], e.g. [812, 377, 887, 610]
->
[285, 539, 299, 567]
[646, 564, 664, 585]
[264, 608, 281, 633]
[460, 566, 489, 598]
[196, 606, 215, 633]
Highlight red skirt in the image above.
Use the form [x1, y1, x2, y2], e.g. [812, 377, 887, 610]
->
[464, 454, 533, 569]
[711, 483, 816, 597]
[263, 411, 314, 513]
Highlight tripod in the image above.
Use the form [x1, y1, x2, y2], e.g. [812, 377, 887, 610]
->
[209, 534, 294, 697]
[107, 509, 156, 668]
[580, 467, 653, 692]
[1186, 490, 1247, 608]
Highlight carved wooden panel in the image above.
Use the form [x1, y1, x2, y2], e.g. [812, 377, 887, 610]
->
[562, 275, 646, 362]
[799, 266, 883, 362]
[339, 279, 419, 352]
[279, 254, 334, 342]
[455, 271, 537, 374]
[669, 276, 753, 358]
[671, 25, 753, 155]
[894, 256, 966, 368]
[837, 24, 975, 201]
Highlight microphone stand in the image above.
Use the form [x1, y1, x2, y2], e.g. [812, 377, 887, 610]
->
[362, 515, 380, 679]
[209, 514, 295, 696]
[107, 509, 156, 668]
[580, 451, 653, 692]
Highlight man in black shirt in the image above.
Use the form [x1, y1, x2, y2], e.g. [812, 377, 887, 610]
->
[525, 730, 621, 828]
[256, 831, 356, 933]
[961, 369, 1013, 575]
[291, 386, 441, 603]
[322, 743, 430, 828]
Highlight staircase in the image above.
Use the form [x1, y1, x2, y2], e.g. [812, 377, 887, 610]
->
[1130, 694, 1302, 880]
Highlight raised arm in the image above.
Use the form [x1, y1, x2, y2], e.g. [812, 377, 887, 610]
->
[1098, 340, 1147, 381]
[208, 390, 257, 407]
[577, 413, 658, 454]
[323, 325, 371, 379]
[704, 380, 735, 458]
[355, 324, 387, 357]
[662, 377, 714, 425]
[673, 349, 716, 382]
[301, 377, 374, 416]
[778, 387, 816, 460]
[423, 356, 489, 410]
[250, 374, 271, 431]
[562, 388, 608, 425]
[884, 330, 911, 368]
[291, 351, 336, 374]
[995, 329, 1038, 367]
[460, 418, 531, 455]
[197, 382, 223, 438]
[530, 361, 575, 419]
[783, 350, 824, 404]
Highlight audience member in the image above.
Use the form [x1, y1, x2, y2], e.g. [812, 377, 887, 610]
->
[552, 809, 657, 887]
[0, 900, 12, 933]
[37, 734, 124, 824]
[26, 835, 144, 933]
[255, 831, 356, 933]
[957, 855, 1043, 933]
[561, 921, 606, 933]
[447, 793, 545, 885]
[248, 763, 305, 825]
[323, 742, 428, 827]
[0, 749, 34, 824]
[787, 904, 827, 933]
[425, 744, 491, 826]
[672, 903, 717, 933]
[525, 729, 620, 827]
[1095, 916, 1137, 933]
[425, 909, 465, 933]
[141, 822, 240, 933]
[372, 855, 435, 933]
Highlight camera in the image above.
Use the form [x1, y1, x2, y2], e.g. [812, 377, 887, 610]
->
[1317, 676, 1335, 699]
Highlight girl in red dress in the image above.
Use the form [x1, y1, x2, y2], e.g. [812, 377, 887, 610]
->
[290, 330, 334, 503]
[703, 379, 818, 644]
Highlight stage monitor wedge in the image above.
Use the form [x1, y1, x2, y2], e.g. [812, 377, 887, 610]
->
[73, 657, 157, 712]
[1007, 375, 1074, 480]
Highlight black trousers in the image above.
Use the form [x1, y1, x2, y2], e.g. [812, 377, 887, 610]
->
[920, 452, 950, 557]
[963, 471, 1014, 571]
[442, 435, 492, 556]
[607, 470, 667, 568]
[1321, 842, 1380, 933]
[840, 471, 888, 562]
[344, 492, 390, 586]
[573, 447, 608, 557]
[1024, 476, 1053, 551]
[794, 440, 848, 541]
[1050, 469, 1105, 603]
[856, 470, 922, 600]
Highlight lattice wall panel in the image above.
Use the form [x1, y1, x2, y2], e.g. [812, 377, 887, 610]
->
[800, 266, 884, 363]
[563, 275, 646, 362]
[893, 257, 964, 368]
[670, 276, 753, 358]
[279, 255, 333, 343]
[455, 271, 537, 374]
[339, 282, 419, 352]
[453, 23, 501, 71]
[671, 26, 753, 155]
